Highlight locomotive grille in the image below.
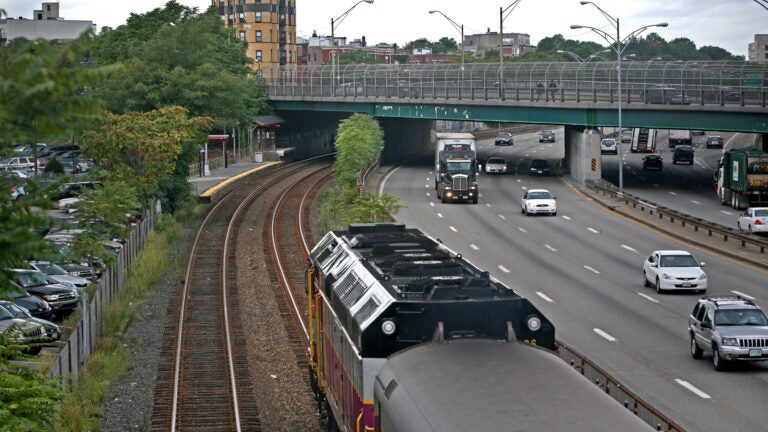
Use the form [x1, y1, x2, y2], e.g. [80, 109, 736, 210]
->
[452, 176, 469, 191]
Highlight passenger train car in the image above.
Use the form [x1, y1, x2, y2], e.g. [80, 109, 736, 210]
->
[306, 223, 651, 432]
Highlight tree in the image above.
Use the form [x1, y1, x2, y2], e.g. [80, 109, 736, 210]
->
[80, 106, 211, 205]
[333, 114, 384, 193]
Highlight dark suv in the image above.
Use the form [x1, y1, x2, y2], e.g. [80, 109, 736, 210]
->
[11, 269, 79, 318]
[673, 145, 694, 165]
[689, 296, 768, 371]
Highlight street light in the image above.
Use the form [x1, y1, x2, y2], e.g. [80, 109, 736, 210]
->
[331, 0, 374, 91]
[572, 1, 668, 196]
[556, 49, 610, 63]
[499, 0, 524, 95]
[429, 10, 464, 79]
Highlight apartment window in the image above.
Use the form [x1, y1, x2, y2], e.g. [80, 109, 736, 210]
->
[256, 12, 262, 22]
[256, 50, 263, 62]
[256, 31, 262, 42]
[286, 34, 291, 45]
[239, 12, 245, 23]
[287, 51, 292, 63]
[239, 31, 246, 41]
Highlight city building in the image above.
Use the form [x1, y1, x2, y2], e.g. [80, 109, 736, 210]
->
[0, 2, 94, 46]
[464, 30, 536, 59]
[303, 31, 392, 66]
[212, 0, 296, 77]
[748, 34, 768, 64]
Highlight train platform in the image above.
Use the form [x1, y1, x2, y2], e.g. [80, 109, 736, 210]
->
[188, 160, 281, 202]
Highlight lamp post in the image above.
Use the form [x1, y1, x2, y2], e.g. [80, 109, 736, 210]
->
[556, 49, 610, 63]
[331, 0, 374, 93]
[499, 0, 524, 96]
[429, 10, 464, 79]
[572, 1, 668, 196]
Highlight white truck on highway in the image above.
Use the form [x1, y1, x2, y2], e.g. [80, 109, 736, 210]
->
[668, 130, 692, 148]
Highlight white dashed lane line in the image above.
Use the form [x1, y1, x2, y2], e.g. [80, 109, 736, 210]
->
[499, 214, 507, 220]
[498, 265, 511, 273]
[544, 244, 557, 252]
[584, 265, 600, 274]
[562, 215, 572, 220]
[621, 244, 638, 253]
[449, 226, 458, 232]
[470, 244, 479, 250]
[518, 227, 528, 234]
[638, 293, 659, 303]
[536, 292, 554, 303]
[587, 227, 600, 234]
[437, 213, 444, 218]
[732, 290, 755, 300]
[593, 328, 617, 342]
[675, 379, 711, 399]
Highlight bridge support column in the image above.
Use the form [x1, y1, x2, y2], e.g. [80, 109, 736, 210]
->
[564, 125, 602, 186]
[379, 118, 433, 163]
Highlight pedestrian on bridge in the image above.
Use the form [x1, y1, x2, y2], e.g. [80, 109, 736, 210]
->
[548, 79, 558, 102]
[536, 82, 544, 101]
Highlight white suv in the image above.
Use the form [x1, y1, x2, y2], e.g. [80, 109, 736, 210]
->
[689, 296, 768, 371]
[642, 250, 706, 294]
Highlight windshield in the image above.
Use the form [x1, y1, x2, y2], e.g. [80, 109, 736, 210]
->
[487, 158, 505, 164]
[445, 161, 472, 174]
[715, 309, 768, 326]
[36, 262, 67, 276]
[530, 160, 547, 168]
[755, 209, 768, 217]
[15, 271, 49, 288]
[528, 191, 552, 200]
[659, 255, 698, 267]
[0, 303, 29, 318]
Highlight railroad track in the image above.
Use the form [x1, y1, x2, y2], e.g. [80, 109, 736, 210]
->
[150, 157, 333, 431]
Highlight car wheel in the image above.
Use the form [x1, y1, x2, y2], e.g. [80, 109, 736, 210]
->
[712, 344, 728, 371]
[551, 212, 557, 216]
[690, 334, 703, 359]
[472, 197, 478, 204]
[643, 271, 651, 287]
[521, 206, 525, 214]
[655, 277, 664, 294]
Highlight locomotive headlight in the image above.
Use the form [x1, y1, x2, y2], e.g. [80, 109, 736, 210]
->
[526, 316, 542, 332]
[381, 319, 397, 335]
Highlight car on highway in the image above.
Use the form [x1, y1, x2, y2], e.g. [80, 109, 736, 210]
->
[672, 145, 694, 165]
[621, 130, 633, 143]
[705, 135, 724, 149]
[521, 189, 557, 216]
[642, 250, 707, 294]
[642, 154, 663, 171]
[538, 130, 555, 143]
[494, 132, 513, 146]
[689, 296, 768, 371]
[484, 157, 509, 174]
[600, 138, 618, 155]
[0, 300, 61, 342]
[644, 85, 691, 105]
[736, 207, 768, 235]
[529, 159, 551, 176]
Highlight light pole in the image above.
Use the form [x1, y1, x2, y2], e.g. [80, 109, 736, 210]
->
[499, 0, 524, 95]
[572, 1, 667, 196]
[331, 0, 374, 92]
[429, 10, 464, 79]
[556, 49, 610, 63]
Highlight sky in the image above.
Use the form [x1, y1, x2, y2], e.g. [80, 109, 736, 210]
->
[2, 0, 765, 57]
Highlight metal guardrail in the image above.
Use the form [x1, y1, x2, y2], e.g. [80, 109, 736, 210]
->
[265, 61, 768, 110]
[585, 179, 768, 258]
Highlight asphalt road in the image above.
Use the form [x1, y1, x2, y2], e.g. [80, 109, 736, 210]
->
[379, 128, 768, 432]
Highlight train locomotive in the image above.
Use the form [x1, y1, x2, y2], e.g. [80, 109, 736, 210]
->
[306, 223, 651, 432]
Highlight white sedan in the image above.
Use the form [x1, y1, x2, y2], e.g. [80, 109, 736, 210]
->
[642, 250, 707, 294]
[521, 189, 557, 216]
[737, 207, 768, 235]
[485, 157, 509, 174]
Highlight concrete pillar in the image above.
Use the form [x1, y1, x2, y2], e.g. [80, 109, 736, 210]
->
[564, 125, 602, 185]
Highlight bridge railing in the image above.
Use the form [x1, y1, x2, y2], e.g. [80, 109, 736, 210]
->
[265, 61, 768, 109]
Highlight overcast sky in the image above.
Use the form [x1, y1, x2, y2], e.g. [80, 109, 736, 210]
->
[2, 1, 764, 57]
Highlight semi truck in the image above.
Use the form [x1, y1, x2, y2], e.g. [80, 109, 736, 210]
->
[668, 130, 692, 148]
[434, 132, 479, 204]
[630, 128, 657, 153]
[715, 149, 768, 209]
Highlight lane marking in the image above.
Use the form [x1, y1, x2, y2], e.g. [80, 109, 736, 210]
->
[594, 328, 617, 342]
[486, 203, 492, 208]
[674, 379, 711, 399]
[621, 244, 638, 253]
[562, 215, 572, 220]
[544, 244, 557, 252]
[587, 227, 600, 234]
[669, 191, 678, 196]
[518, 227, 528, 233]
[720, 210, 734, 215]
[449, 226, 458, 232]
[731, 290, 755, 300]
[638, 292, 659, 303]
[437, 213, 444, 218]
[691, 200, 701, 205]
[536, 292, 554, 303]
[499, 214, 507, 220]
[584, 265, 600, 274]
[498, 265, 510, 273]
[470, 244, 479, 250]
[430, 202, 435, 207]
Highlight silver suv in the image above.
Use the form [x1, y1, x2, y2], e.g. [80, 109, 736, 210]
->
[689, 296, 768, 371]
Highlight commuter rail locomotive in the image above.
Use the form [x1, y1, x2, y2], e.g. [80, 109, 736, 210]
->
[306, 223, 652, 432]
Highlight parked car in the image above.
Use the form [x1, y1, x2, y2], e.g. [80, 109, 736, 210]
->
[644, 85, 691, 105]
[0, 307, 47, 355]
[672, 145, 694, 165]
[0, 156, 36, 171]
[538, 130, 555, 143]
[50, 181, 101, 201]
[642, 250, 707, 293]
[621, 130, 634, 143]
[29, 261, 90, 291]
[600, 138, 618, 155]
[1, 170, 26, 201]
[705, 135, 724, 149]
[484, 157, 509, 174]
[5, 281, 53, 320]
[689, 296, 768, 371]
[529, 159, 551, 176]
[0, 300, 60, 341]
[736, 207, 768, 235]
[10, 269, 79, 317]
[521, 189, 557, 216]
[494, 132, 514, 146]
[642, 154, 663, 170]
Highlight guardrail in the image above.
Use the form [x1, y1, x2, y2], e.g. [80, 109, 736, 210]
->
[585, 179, 768, 258]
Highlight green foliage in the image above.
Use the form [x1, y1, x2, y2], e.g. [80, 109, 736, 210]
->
[0, 366, 63, 432]
[333, 114, 384, 193]
[43, 158, 65, 175]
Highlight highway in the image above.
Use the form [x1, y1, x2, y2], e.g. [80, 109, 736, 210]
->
[380, 128, 768, 432]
